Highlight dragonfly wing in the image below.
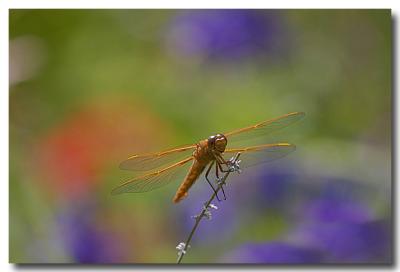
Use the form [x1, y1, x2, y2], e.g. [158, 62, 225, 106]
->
[119, 144, 196, 171]
[223, 143, 296, 169]
[112, 157, 194, 194]
[224, 112, 304, 147]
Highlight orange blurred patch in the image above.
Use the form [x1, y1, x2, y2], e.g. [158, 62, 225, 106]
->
[34, 96, 173, 199]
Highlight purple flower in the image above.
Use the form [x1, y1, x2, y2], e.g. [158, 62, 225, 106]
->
[254, 166, 297, 209]
[227, 173, 391, 264]
[300, 198, 373, 224]
[222, 241, 324, 263]
[289, 196, 391, 263]
[290, 220, 391, 263]
[166, 10, 289, 62]
[57, 199, 125, 263]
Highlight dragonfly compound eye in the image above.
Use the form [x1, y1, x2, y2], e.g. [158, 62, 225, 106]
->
[214, 134, 227, 152]
[208, 135, 216, 148]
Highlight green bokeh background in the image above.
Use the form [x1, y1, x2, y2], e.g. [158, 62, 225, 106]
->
[9, 10, 391, 263]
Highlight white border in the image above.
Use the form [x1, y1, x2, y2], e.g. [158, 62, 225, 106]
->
[2, 1, 398, 272]
[2, 0, 397, 9]
[1, 2, 9, 271]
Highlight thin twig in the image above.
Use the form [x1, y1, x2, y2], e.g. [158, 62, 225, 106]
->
[176, 152, 241, 264]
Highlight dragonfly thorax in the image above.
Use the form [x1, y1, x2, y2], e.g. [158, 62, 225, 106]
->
[207, 133, 227, 153]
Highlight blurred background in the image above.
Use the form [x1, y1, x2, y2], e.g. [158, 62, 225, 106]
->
[9, 10, 391, 264]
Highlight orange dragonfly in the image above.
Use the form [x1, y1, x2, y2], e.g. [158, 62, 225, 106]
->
[112, 112, 305, 203]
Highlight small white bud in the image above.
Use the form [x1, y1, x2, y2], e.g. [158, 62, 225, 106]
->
[209, 203, 218, 210]
[204, 210, 212, 220]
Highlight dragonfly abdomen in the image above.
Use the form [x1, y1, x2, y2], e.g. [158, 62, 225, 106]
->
[173, 159, 208, 203]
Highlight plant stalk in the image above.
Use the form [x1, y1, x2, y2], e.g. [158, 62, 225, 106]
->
[177, 152, 241, 264]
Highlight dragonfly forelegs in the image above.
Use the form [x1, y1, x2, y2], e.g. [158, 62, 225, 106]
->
[205, 161, 221, 202]
[213, 152, 231, 173]
[215, 161, 227, 201]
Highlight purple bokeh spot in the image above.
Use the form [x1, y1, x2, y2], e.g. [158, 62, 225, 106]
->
[222, 241, 324, 263]
[291, 220, 391, 263]
[166, 10, 289, 61]
[256, 167, 296, 208]
[57, 200, 125, 263]
[302, 198, 373, 224]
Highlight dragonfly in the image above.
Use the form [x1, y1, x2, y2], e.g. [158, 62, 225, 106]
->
[112, 112, 305, 203]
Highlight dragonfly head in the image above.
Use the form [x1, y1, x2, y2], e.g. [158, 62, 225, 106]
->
[208, 133, 227, 153]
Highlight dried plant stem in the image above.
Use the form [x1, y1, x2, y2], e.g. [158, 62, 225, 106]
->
[176, 153, 241, 264]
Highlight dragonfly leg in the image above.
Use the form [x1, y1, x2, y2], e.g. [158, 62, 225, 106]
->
[218, 154, 229, 165]
[217, 161, 229, 174]
[221, 184, 227, 200]
[215, 153, 231, 173]
[212, 151, 230, 172]
[213, 152, 228, 165]
[205, 161, 220, 201]
[215, 162, 226, 200]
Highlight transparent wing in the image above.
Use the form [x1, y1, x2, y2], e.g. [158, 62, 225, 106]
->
[222, 143, 296, 169]
[119, 144, 196, 171]
[112, 157, 194, 194]
[224, 112, 305, 148]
